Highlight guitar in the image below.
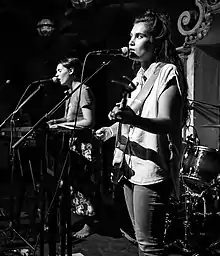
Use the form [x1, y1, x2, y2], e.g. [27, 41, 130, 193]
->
[110, 65, 164, 185]
[111, 77, 136, 185]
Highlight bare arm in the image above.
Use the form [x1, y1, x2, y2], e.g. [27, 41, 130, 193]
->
[132, 84, 182, 134]
[95, 121, 119, 141]
[111, 81, 182, 135]
[47, 117, 67, 125]
[65, 107, 94, 128]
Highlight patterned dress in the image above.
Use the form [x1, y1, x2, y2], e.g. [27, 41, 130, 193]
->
[47, 82, 102, 217]
[69, 129, 102, 216]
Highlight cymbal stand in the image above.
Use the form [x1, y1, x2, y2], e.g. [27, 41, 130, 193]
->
[180, 185, 194, 253]
[175, 178, 217, 256]
[203, 182, 220, 254]
[171, 178, 198, 255]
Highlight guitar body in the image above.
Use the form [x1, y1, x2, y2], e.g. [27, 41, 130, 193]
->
[110, 80, 135, 185]
[111, 147, 127, 185]
[110, 65, 163, 186]
[110, 119, 134, 185]
[111, 164, 127, 185]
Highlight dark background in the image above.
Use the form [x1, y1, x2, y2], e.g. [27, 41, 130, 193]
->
[0, 0, 196, 171]
[0, 0, 195, 124]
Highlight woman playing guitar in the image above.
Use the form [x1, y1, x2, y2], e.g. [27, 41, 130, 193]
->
[96, 9, 189, 256]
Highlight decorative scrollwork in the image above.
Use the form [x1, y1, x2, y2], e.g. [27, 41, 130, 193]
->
[205, 0, 220, 12]
[177, 0, 220, 45]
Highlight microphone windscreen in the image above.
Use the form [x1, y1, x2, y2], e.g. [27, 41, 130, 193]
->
[121, 47, 129, 56]
[52, 77, 59, 83]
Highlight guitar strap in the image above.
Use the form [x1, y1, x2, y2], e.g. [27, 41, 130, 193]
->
[113, 63, 165, 170]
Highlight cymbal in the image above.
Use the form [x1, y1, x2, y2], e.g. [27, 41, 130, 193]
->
[201, 124, 220, 128]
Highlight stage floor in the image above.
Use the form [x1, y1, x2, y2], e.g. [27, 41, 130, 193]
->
[0, 178, 219, 256]
[0, 177, 139, 256]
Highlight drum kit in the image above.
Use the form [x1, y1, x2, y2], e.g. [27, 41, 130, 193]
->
[164, 123, 220, 256]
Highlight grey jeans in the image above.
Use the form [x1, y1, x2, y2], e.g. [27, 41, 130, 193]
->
[123, 179, 172, 256]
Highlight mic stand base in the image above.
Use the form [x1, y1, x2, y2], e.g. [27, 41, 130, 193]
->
[0, 221, 35, 254]
[3, 150, 35, 254]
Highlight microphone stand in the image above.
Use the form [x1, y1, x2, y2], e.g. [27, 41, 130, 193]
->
[0, 85, 42, 129]
[11, 60, 111, 256]
[0, 83, 46, 255]
[12, 60, 111, 150]
[188, 98, 220, 109]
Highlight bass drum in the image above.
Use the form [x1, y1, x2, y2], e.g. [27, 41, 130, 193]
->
[181, 145, 220, 189]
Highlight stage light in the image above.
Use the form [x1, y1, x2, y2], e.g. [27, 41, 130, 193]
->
[37, 18, 55, 36]
[70, 0, 93, 9]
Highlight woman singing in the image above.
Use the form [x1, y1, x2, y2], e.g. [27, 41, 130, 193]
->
[48, 57, 101, 239]
[96, 9, 189, 256]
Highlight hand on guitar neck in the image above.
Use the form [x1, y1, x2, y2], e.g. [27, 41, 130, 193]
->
[95, 96, 130, 141]
[109, 76, 136, 124]
[95, 77, 136, 141]
[108, 96, 136, 125]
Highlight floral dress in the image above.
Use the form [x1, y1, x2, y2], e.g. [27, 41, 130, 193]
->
[47, 83, 101, 217]
[46, 128, 102, 217]
[69, 129, 103, 216]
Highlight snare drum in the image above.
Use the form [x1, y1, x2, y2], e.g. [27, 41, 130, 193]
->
[181, 145, 220, 187]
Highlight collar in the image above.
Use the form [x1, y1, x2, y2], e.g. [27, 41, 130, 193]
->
[138, 62, 163, 80]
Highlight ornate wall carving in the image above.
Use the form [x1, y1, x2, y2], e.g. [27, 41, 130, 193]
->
[178, 1, 220, 147]
[177, 0, 220, 45]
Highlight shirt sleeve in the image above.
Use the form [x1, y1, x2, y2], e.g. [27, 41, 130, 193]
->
[156, 64, 182, 99]
[79, 85, 94, 109]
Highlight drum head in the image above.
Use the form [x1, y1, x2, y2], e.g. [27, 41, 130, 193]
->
[181, 145, 220, 189]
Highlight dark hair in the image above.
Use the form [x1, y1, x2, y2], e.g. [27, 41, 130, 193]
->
[134, 9, 190, 126]
[134, 9, 178, 64]
[58, 57, 82, 80]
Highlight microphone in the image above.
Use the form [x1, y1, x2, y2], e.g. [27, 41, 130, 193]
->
[0, 79, 10, 91]
[4, 79, 10, 84]
[32, 77, 58, 84]
[92, 47, 129, 57]
[111, 75, 136, 93]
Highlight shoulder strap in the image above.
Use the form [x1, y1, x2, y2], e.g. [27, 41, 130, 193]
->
[130, 63, 165, 113]
[113, 63, 165, 167]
